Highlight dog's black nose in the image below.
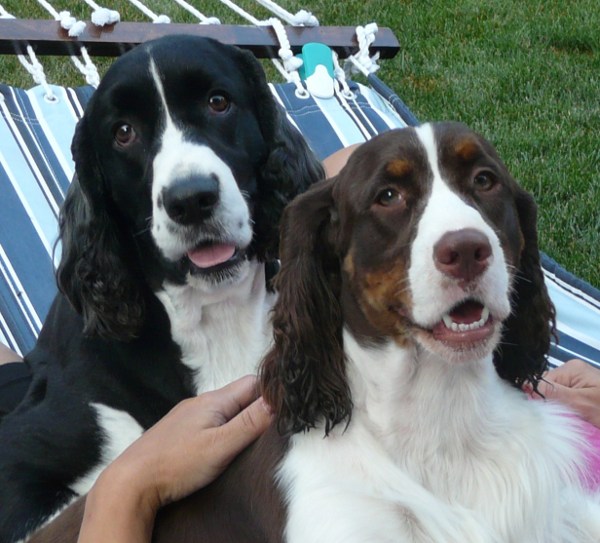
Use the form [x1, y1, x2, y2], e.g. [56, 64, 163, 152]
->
[434, 228, 492, 284]
[162, 174, 219, 225]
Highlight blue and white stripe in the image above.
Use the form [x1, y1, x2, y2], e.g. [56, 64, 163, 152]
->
[0, 83, 84, 355]
[269, 81, 408, 161]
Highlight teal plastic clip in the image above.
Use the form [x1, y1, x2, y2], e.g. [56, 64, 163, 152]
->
[297, 42, 335, 99]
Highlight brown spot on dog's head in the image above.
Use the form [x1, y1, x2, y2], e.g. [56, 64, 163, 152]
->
[385, 159, 413, 179]
[454, 138, 481, 162]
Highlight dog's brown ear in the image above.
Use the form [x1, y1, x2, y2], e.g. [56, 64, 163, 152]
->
[57, 114, 144, 341]
[236, 48, 324, 263]
[260, 177, 352, 436]
[494, 188, 556, 388]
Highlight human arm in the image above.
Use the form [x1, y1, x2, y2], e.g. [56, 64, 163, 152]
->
[322, 143, 361, 178]
[0, 342, 22, 365]
[78, 375, 272, 543]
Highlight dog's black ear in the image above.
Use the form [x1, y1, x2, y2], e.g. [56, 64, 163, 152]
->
[261, 177, 352, 436]
[494, 188, 556, 388]
[237, 49, 324, 262]
[56, 115, 144, 341]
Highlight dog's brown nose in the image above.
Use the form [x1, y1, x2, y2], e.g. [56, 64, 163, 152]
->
[162, 174, 219, 225]
[434, 228, 492, 283]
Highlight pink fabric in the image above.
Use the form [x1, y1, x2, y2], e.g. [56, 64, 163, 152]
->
[526, 393, 600, 491]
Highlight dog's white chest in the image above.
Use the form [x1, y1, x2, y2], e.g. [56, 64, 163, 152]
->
[277, 336, 600, 543]
[157, 263, 275, 392]
[279, 387, 600, 543]
[179, 298, 272, 392]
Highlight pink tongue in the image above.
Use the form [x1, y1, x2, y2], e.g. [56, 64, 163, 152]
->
[187, 244, 236, 268]
[449, 300, 484, 324]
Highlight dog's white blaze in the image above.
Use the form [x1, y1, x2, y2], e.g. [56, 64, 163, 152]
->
[148, 59, 252, 262]
[69, 403, 144, 496]
[157, 261, 275, 393]
[408, 123, 510, 327]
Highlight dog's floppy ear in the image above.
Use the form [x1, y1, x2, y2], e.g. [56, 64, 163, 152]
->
[494, 188, 556, 388]
[236, 49, 324, 262]
[261, 177, 352, 436]
[56, 115, 144, 341]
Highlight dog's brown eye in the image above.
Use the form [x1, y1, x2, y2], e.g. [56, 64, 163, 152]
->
[208, 94, 230, 113]
[473, 172, 495, 191]
[114, 124, 136, 147]
[376, 188, 404, 207]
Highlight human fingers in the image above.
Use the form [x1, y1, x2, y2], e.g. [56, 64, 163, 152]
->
[544, 359, 597, 387]
[535, 378, 573, 402]
[203, 374, 262, 424]
[209, 396, 273, 469]
[154, 395, 273, 505]
[105, 384, 272, 510]
[536, 374, 600, 427]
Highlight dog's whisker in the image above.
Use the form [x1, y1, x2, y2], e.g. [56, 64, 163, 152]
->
[133, 223, 152, 237]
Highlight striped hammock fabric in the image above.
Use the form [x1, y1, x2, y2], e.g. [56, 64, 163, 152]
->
[1, 79, 599, 370]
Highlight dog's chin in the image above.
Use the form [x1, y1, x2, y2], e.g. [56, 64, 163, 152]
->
[411, 299, 504, 363]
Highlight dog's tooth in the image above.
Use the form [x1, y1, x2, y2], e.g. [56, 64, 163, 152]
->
[443, 307, 490, 333]
[481, 307, 490, 323]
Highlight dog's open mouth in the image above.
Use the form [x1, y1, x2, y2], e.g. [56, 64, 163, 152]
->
[430, 299, 494, 347]
[186, 242, 244, 275]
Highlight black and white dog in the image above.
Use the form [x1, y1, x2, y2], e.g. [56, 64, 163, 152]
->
[0, 35, 322, 542]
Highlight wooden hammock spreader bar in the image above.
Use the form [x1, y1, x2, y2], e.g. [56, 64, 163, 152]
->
[0, 19, 400, 59]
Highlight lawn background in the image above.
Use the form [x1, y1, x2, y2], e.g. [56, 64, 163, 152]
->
[1, 0, 598, 287]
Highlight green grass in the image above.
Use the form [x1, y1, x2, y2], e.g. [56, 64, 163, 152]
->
[1, 0, 599, 286]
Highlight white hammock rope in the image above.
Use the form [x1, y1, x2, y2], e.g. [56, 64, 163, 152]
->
[0, 4, 15, 18]
[17, 46, 57, 101]
[171, 0, 220, 25]
[125, 0, 170, 23]
[80, 0, 120, 26]
[1, 4, 55, 98]
[203, 0, 307, 95]
[215, 0, 262, 26]
[4, 0, 379, 100]
[32, 0, 101, 88]
[69, 46, 101, 87]
[332, 51, 355, 99]
[36, 0, 87, 36]
[253, 0, 318, 26]
[345, 23, 380, 77]
[119, 0, 309, 95]
[262, 18, 307, 96]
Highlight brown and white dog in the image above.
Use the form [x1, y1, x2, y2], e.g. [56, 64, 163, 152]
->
[30, 123, 600, 542]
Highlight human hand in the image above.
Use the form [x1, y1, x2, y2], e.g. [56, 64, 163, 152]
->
[80, 375, 272, 543]
[535, 359, 600, 429]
